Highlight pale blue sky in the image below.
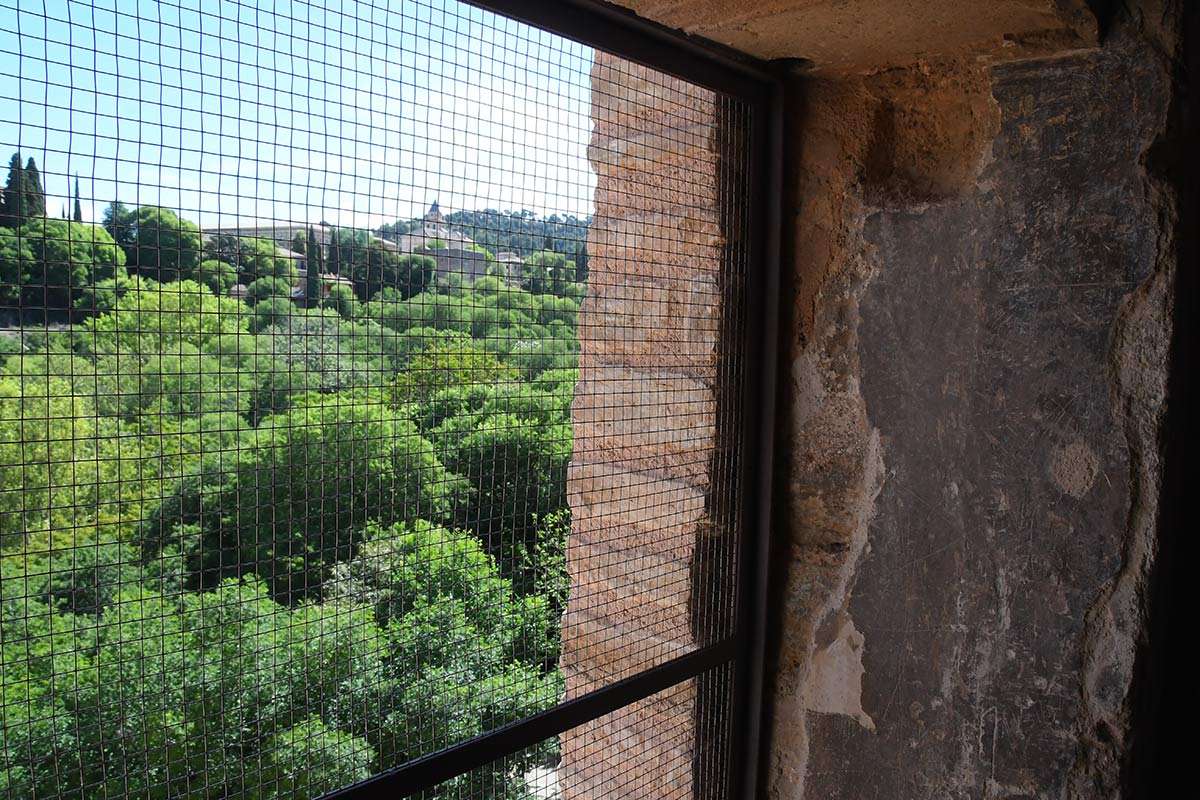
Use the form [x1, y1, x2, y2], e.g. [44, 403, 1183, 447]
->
[0, 0, 595, 229]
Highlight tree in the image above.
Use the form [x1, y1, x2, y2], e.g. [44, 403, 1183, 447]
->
[22, 157, 45, 220]
[72, 176, 82, 223]
[141, 399, 460, 602]
[100, 201, 135, 250]
[82, 277, 249, 358]
[0, 375, 100, 547]
[204, 232, 250, 271]
[243, 237, 297, 284]
[305, 226, 323, 305]
[0, 225, 33, 309]
[2, 220, 127, 316]
[352, 248, 434, 302]
[73, 274, 136, 319]
[195, 259, 238, 296]
[322, 284, 355, 319]
[390, 340, 518, 408]
[327, 520, 561, 777]
[520, 250, 575, 296]
[250, 295, 294, 333]
[574, 243, 589, 283]
[246, 276, 294, 306]
[0, 153, 24, 229]
[325, 227, 369, 276]
[443, 412, 571, 557]
[129, 206, 203, 282]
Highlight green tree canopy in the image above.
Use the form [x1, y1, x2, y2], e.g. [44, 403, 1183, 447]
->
[520, 250, 576, 296]
[0, 220, 127, 316]
[195, 259, 238, 296]
[325, 227, 369, 276]
[322, 284, 356, 319]
[0, 225, 32, 308]
[243, 237, 298, 284]
[0, 375, 100, 547]
[204, 231, 250, 269]
[82, 277, 248, 358]
[72, 176, 83, 223]
[250, 295, 295, 333]
[128, 206, 203, 283]
[22, 158, 45, 220]
[352, 249, 434, 302]
[305, 226, 323, 304]
[100, 200, 135, 249]
[141, 398, 462, 603]
[247, 275, 295, 306]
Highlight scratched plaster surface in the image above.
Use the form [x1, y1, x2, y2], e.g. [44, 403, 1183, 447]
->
[799, 28, 1168, 799]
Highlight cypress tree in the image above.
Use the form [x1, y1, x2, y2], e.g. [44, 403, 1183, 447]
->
[0, 153, 23, 229]
[23, 157, 45, 219]
[326, 228, 341, 276]
[72, 175, 83, 222]
[306, 225, 323, 305]
[575, 243, 589, 283]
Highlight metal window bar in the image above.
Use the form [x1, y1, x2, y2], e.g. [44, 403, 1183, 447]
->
[0, 0, 781, 798]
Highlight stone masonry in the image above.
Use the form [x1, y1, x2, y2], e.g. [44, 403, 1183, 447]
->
[559, 52, 726, 800]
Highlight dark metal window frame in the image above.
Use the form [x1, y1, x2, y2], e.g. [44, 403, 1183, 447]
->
[324, 2, 783, 797]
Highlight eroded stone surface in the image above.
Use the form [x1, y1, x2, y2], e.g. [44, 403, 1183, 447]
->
[605, 0, 1097, 74]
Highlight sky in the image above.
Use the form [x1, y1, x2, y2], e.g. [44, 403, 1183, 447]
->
[0, 0, 596, 230]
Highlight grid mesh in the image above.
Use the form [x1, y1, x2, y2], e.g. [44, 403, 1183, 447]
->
[413, 663, 734, 800]
[0, 1, 752, 798]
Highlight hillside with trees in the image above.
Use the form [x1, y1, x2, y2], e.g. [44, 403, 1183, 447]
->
[0, 154, 584, 798]
[378, 208, 590, 281]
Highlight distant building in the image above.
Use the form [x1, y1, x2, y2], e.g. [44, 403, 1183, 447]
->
[293, 268, 354, 304]
[203, 202, 499, 295]
[496, 251, 524, 285]
[203, 224, 328, 252]
[383, 201, 491, 284]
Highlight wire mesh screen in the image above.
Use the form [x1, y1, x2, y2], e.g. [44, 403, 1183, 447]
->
[0, 1, 753, 798]
[405, 663, 734, 800]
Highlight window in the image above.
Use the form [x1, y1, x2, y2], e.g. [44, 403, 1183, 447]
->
[0, 1, 778, 797]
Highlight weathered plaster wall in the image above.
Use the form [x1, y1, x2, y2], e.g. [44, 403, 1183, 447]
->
[770, 11, 1180, 799]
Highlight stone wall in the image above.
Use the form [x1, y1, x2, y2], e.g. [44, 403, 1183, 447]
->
[559, 52, 728, 799]
[769, 9, 1184, 798]
[566, 4, 1189, 797]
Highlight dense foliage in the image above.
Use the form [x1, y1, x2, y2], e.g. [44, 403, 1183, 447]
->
[0, 220, 127, 319]
[0, 199, 582, 798]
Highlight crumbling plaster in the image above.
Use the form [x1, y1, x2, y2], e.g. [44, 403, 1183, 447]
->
[769, 58, 1011, 797]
